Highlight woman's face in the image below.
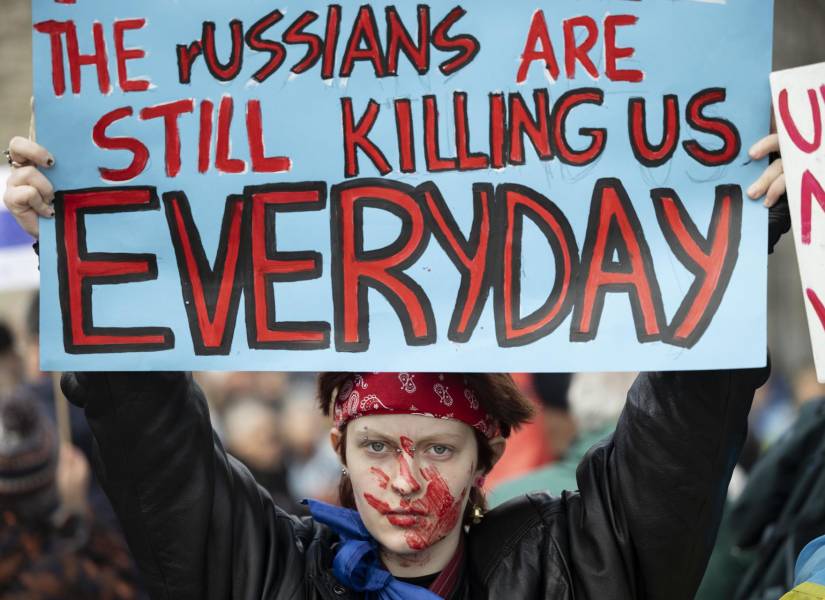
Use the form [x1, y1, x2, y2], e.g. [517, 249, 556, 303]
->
[341, 414, 481, 558]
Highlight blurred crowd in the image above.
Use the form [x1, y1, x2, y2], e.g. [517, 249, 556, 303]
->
[0, 289, 823, 598]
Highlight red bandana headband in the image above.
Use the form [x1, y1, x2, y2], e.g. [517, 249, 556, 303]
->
[333, 373, 499, 438]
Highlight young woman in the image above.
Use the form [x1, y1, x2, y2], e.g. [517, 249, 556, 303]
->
[3, 135, 787, 599]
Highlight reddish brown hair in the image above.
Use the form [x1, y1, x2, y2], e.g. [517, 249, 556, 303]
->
[317, 372, 534, 519]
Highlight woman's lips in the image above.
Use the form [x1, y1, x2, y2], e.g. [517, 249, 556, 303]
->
[387, 514, 421, 528]
[364, 493, 431, 527]
[386, 511, 428, 528]
[364, 494, 429, 527]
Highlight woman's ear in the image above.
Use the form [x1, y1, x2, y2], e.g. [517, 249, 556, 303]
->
[329, 427, 344, 463]
[487, 436, 507, 471]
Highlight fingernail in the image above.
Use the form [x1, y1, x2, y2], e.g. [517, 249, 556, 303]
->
[747, 185, 758, 199]
[48, 209, 55, 217]
[46, 156, 55, 167]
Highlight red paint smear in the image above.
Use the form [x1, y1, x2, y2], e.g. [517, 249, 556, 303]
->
[402, 466, 464, 550]
[364, 493, 392, 514]
[370, 467, 390, 490]
[400, 436, 416, 457]
[363, 466, 464, 550]
[807, 288, 825, 331]
[395, 450, 421, 493]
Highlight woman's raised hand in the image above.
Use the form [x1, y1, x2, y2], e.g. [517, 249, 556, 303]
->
[3, 137, 56, 238]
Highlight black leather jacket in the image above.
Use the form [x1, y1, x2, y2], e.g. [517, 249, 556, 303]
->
[62, 365, 767, 599]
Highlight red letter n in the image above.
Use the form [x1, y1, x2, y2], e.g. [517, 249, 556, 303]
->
[54, 187, 174, 353]
[801, 169, 825, 245]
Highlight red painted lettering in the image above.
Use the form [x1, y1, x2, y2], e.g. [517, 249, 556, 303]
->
[55, 188, 173, 353]
[604, 15, 643, 83]
[778, 87, 823, 154]
[331, 180, 435, 351]
[92, 107, 150, 182]
[801, 169, 825, 245]
[653, 186, 742, 348]
[341, 98, 392, 178]
[246, 99, 291, 173]
[572, 178, 665, 342]
[140, 99, 195, 178]
[113, 18, 150, 92]
[516, 10, 559, 84]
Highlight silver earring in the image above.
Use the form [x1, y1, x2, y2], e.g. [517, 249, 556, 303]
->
[341, 466, 348, 476]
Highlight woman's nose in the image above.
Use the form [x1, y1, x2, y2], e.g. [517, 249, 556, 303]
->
[390, 452, 422, 495]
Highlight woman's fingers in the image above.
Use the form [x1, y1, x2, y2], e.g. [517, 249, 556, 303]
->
[3, 186, 47, 237]
[5, 184, 53, 218]
[8, 165, 54, 204]
[748, 133, 780, 161]
[748, 158, 783, 200]
[8, 136, 54, 168]
[765, 174, 787, 208]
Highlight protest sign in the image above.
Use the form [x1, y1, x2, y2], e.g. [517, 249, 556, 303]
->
[32, 0, 773, 372]
[771, 63, 825, 383]
[0, 167, 39, 292]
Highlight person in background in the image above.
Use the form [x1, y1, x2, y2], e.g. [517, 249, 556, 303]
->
[17, 291, 122, 531]
[0, 386, 141, 600]
[281, 381, 342, 505]
[223, 397, 301, 514]
[696, 366, 825, 600]
[0, 321, 22, 395]
[488, 372, 634, 507]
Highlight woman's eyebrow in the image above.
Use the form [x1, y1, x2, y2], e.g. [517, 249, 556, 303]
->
[356, 429, 464, 444]
[356, 429, 397, 442]
[414, 433, 465, 445]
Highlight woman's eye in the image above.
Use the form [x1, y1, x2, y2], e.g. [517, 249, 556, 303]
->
[429, 445, 452, 457]
[368, 441, 387, 453]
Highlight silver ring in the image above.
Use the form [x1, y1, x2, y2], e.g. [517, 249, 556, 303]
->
[3, 150, 23, 169]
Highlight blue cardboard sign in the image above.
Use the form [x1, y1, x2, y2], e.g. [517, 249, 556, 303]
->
[33, 0, 773, 372]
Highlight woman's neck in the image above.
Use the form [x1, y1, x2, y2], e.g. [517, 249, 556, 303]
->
[381, 526, 462, 578]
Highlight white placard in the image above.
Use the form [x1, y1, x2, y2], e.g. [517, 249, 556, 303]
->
[770, 63, 825, 382]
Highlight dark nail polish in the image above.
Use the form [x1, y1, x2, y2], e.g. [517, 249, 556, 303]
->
[46, 158, 55, 167]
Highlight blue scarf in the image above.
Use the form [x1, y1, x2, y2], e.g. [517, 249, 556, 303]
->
[304, 499, 444, 600]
